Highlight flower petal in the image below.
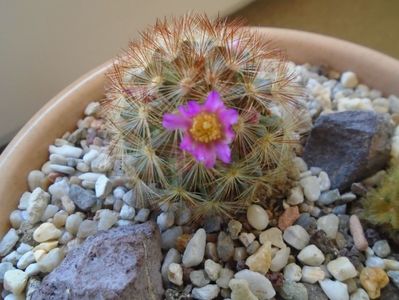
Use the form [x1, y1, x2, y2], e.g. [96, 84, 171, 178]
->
[218, 108, 239, 126]
[204, 90, 224, 113]
[215, 142, 231, 164]
[163, 113, 190, 130]
[179, 101, 201, 118]
[191, 144, 216, 168]
[223, 127, 235, 143]
[180, 134, 194, 152]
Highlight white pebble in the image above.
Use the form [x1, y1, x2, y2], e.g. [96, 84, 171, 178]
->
[298, 245, 325, 266]
[365, 256, 385, 268]
[65, 214, 83, 235]
[48, 179, 69, 200]
[0, 229, 19, 257]
[25, 263, 40, 277]
[27, 170, 45, 191]
[84, 101, 101, 116]
[319, 279, 349, 300]
[49, 153, 68, 165]
[16, 251, 35, 270]
[337, 98, 373, 111]
[284, 263, 302, 282]
[247, 204, 269, 231]
[301, 266, 325, 283]
[204, 259, 222, 281]
[293, 157, 308, 172]
[78, 172, 103, 182]
[156, 211, 174, 231]
[192, 284, 220, 300]
[300, 176, 321, 202]
[82, 149, 99, 164]
[318, 171, 331, 192]
[317, 214, 339, 239]
[287, 186, 304, 205]
[9, 211, 23, 229]
[229, 278, 257, 300]
[40, 205, 59, 222]
[33, 223, 62, 242]
[327, 257, 358, 281]
[16, 244, 32, 255]
[235, 269, 276, 300]
[350, 288, 370, 300]
[183, 228, 206, 267]
[3, 269, 28, 295]
[270, 247, 290, 272]
[37, 248, 65, 273]
[167, 263, 183, 286]
[18, 192, 31, 210]
[120, 205, 135, 220]
[49, 145, 83, 158]
[341, 71, 358, 88]
[95, 175, 112, 199]
[283, 225, 310, 250]
[97, 209, 118, 231]
[49, 164, 75, 175]
[27, 188, 50, 224]
[112, 186, 126, 199]
[161, 248, 181, 282]
[372, 240, 391, 258]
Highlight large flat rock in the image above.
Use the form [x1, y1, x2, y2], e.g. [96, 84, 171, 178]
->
[303, 111, 393, 190]
[32, 222, 163, 299]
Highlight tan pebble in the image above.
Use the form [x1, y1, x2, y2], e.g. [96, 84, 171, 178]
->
[34, 241, 58, 252]
[278, 206, 300, 230]
[349, 215, 368, 251]
[245, 241, 272, 274]
[359, 267, 389, 299]
[34, 249, 47, 261]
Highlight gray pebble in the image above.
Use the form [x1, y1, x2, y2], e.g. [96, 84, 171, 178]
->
[280, 281, 308, 300]
[217, 232, 234, 262]
[190, 270, 210, 288]
[0, 262, 15, 283]
[161, 226, 183, 250]
[68, 184, 97, 211]
[0, 229, 19, 257]
[18, 192, 31, 210]
[134, 208, 150, 222]
[372, 240, 391, 258]
[122, 190, 135, 207]
[9, 210, 23, 229]
[77, 220, 97, 238]
[66, 214, 83, 235]
[318, 189, 340, 205]
[120, 205, 135, 220]
[40, 205, 59, 222]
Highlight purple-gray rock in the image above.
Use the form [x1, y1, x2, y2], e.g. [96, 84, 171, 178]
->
[68, 184, 97, 211]
[303, 111, 393, 190]
[32, 222, 164, 300]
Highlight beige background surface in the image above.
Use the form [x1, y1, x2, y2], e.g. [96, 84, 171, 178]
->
[232, 0, 399, 59]
[0, 0, 253, 145]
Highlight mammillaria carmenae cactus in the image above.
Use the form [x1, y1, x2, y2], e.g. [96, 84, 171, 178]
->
[103, 14, 304, 217]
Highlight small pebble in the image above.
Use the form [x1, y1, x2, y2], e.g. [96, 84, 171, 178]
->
[300, 176, 321, 202]
[53, 210, 68, 228]
[161, 248, 181, 282]
[217, 232, 234, 262]
[97, 209, 118, 231]
[134, 208, 150, 222]
[278, 206, 300, 230]
[319, 279, 349, 300]
[247, 204, 269, 230]
[365, 256, 385, 268]
[27, 188, 50, 224]
[318, 189, 340, 205]
[280, 281, 308, 300]
[0, 229, 19, 257]
[302, 266, 325, 283]
[216, 268, 234, 289]
[341, 71, 358, 88]
[372, 240, 391, 258]
[204, 259, 222, 281]
[227, 220, 242, 240]
[287, 186, 304, 205]
[191, 284, 220, 300]
[259, 227, 285, 248]
[284, 263, 302, 282]
[167, 263, 183, 286]
[3, 269, 28, 295]
[350, 288, 370, 300]
[359, 267, 389, 299]
[161, 226, 183, 250]
[0, 262, 15, 283]
[229, 278, 257, 300]
[239, 232, 256, 248]
[37, 247, 65, 273]
[182, 228, 206, 267]
[245, 241, 272, 274]
[190, 270, 210, 288]
[235, 269, 276, 300]
[298, 244, 325, 266]
[387, 270, 399, 289]
[9, 210, 23, 229]
[95, 175, 112, 199]
[270, 246, 290, 272]
[120, 205, 135, 220]
[317, 214, 339, 239]
[16, 251, 35, 270]
[65, 214, 83, 235]
[349, 215, 368, 251]
[40, 205, 59, 222]
[76, 220, 98, 239]
[327, 257, 358, 281]
[318, 171, 331, 191]
[156, 211, 174, 231]
[283, 225, 310, 250]
[33, 223, 62, 242]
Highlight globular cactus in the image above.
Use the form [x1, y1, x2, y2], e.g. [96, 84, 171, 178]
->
[363, 162, 399, 231]
[103, 14, 304, 217]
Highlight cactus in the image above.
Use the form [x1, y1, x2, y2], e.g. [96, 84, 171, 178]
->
[363, 162, 399, 230]
[103, 14, 304, 217]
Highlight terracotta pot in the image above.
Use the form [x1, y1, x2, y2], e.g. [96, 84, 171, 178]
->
[1, 28, 399, 236]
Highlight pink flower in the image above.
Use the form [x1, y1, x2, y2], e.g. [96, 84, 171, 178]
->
[163, 91, 239, 168]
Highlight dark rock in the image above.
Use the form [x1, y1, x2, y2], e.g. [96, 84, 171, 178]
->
[303, 111, 393, 190]
[310, 230, 338, 258]
[365, 228, 382, 246]
[339, 245, 366, 269]
[203, 216, 222, 233]
[32, 222, 164, 300]
[68, 184, 97, 211]
[303, 283, 328, 300]
[351, 182, 368, 196]
[217, 232, 234, 262]
[295, 213, 317, 232]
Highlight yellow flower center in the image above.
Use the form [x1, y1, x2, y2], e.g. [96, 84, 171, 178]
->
[190, 112, 222, 143]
